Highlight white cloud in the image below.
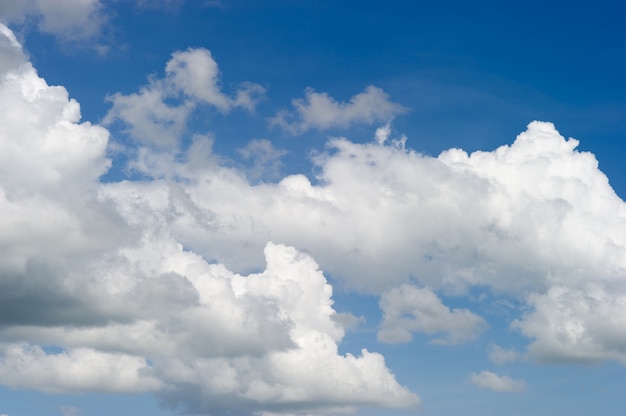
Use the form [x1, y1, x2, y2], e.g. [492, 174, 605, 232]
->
[469, 371, 525, 393]
[512, 285, 626, 364]
[0, 26, 418, 414]
[164, 48, 265, 112]
[0, 24, 25, 73]
[270, 86, 408, 134]
[0, 242, 420, 413]
[103, 83, 626, 365]
[103, 111, 626, 366]
[104, 85, 192, 148]
[238, 138, 288, 182]
[488, 345, 520, 365]
[377, 284, 487, 345]
[104, 48, 264, 148]
[0, 0, 107, 42]
[4, 18, 626, 414]
[0, 344, 163, 393]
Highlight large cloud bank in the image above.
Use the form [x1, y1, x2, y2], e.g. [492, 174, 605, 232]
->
[2, 15, 626, 415]
[0, 24, 418, 415]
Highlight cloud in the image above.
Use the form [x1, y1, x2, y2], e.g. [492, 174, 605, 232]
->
[488, 345, 520, 365]
[377, 284, 487, 345]
[469, 371, 525, 393]
[0, 25, 418, 414]
[101, 53, 626, 366]
[0, 0, 107, 43]
[104, 48, 265, 148]
[512, 285, 626, 364]
[270, 86, 408, 134]
[4, 17, 626, 415]
[238, 138, 288, 182]
[0, 344, 163, 393]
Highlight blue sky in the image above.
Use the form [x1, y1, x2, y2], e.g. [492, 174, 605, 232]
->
[1, 1, 626, 415]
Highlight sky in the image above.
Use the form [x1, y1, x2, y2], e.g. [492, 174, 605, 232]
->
[1, 1, 626, 415]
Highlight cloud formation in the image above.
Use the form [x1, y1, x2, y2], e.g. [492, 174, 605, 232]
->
[0, 25, 418, 415]
[469, 371, 525, 393]
[378, 284, 487, 345]
[270, 86, 407, 134]
[104, 48, 264, 148]
[3, 16, 626, 414]
[98, 41, 626, 369]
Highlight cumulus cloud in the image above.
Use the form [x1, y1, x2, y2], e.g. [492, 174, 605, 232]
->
[0, 0, 107, 43]
[0, 344, 163, 393]
[4, 16, 626, 414]
[270, 85, 408, 134]
[101, 59, 626, 366]
[104, 48, 264, 147]
[512, 285, 626, 364]
[377, 285, 487, 345]
[469, 371, 525, 393]
[0, 25, 418, 415]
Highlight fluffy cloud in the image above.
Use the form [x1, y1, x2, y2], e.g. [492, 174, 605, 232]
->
[377, 284, 487, 345]
[104, 48, 264, 147]
[0, 344, 163, 393]
[469, 371, 525, 393]
[0, 0, 106, 42]
[4, 15, 626, 414]
[102, 50, 626, 367]
[512, 285, 626, 364]
[0, 25, 418, 415]
[0, 242, 419, 413]
[270, 86, 407, 134]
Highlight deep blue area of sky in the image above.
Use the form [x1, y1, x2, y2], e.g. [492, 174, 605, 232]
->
[17, 0, 626, 198]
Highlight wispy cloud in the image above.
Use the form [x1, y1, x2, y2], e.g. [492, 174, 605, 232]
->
[488, 344, 520, 365]
[470, 371, 525, 393]
[270, 86, 407, 134]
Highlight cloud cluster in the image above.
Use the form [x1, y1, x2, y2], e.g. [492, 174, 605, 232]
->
[110, 112, 626, 367]
[0, 24, 417, 415]
[104, 48, 265, 148]
[95, 38, 626, 370]
[3, 14, 626, 414]
[270, 86, 407, 134]
[469, 371, 525, 393]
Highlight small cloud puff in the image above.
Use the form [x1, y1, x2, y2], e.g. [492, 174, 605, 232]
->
[378, 284, 487, 345]
[270, 86, 407, 134]
[104, 48, 264, 148]
[488, 345, 520, 365]
[470, 371, 525, 393]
